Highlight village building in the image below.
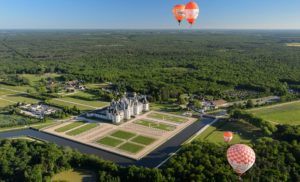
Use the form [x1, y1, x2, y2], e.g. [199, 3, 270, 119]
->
[19, 104, 60, 119]
[86, 93, 149, 124]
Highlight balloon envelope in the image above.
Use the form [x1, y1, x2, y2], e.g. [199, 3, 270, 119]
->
[224, 131, 233, 143]
[185, 1, 200, 25]
[172, 4, 186, 24]
[227, 144, 256, 175]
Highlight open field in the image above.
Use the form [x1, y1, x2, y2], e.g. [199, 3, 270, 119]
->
[0, 99, 14, 108]
[60, 97, 108, 108]
[248, 101, 300, 125]
[134, 119, 176, 131]
[197, 119, 261, 143]
[148, 112, 187, 123]
[131, 135, 156, 145]
[0, 84, 33, 93]
[48, 97, 108, 111]
[66, 123, 98, 136]
[52, 169, 96, 182]
[111, 130, 136, 140]
[97, 136, 124, 147]
[20, 73, 61, 86]
[150, 102, 184, 114]
[118, 142, 144, 153]
[0, 94, 40, 104]
[55, 121, 86, 132]
[286, 43, 300, 47]
[0, 89, 16, 96]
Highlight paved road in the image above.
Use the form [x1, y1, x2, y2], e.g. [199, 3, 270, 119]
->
[0, 117, 215, 168]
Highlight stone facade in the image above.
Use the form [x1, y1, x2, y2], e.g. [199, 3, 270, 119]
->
[86, 93, 149, 124]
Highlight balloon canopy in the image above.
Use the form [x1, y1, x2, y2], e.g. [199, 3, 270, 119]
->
[185, 1, 200, 25]
[227, 144, 256, 175]
[172, 4, 186, 25]
[223, 131, 233, 143]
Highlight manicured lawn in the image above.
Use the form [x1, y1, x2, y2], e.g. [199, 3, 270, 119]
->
[97, 136, 124, 147]
[118, 142, 144, 153]
[134, 119, 176, 131]
[52, 169, 96, 182]
[1, 94, 40, 104]
[110, 130, 136, 140]
[148, 113, 187, 123]
[131, 135, 156, 145]
[66, 123, 98, 136]
[55, 121, 86, 132]
[248, 101, 300, 125]
[197, 119, 261, 144]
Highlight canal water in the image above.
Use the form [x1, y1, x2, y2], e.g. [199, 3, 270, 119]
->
[0, 117, 215, 168]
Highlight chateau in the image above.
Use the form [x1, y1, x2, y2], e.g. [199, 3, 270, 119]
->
[86, 93, 149, 124]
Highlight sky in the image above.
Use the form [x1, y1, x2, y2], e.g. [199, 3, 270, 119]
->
[0, 0, 300, 29]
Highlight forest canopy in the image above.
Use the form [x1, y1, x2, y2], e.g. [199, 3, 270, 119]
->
[1, 30, 300, 100]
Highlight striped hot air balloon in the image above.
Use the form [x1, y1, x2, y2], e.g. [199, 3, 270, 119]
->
[172, 4, 186, 26]
[227, 144, 256, 177]
[224, 131, 233, 143]
[185, 1, 200, 25]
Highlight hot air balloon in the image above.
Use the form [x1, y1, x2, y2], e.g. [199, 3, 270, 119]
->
[227, 144, 256, 177]
[172, 4, 186, 25]
[185, 1, 200, 25]
[224, 131, 233, 143]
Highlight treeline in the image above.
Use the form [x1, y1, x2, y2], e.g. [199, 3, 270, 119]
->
[0, 137, 299, 182]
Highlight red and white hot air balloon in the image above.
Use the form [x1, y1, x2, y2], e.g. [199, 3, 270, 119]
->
[172, 4, 186, 26]
[185, 1, 200, 25]
[227, 144, 256, 177]
[224, 131, 233, 143]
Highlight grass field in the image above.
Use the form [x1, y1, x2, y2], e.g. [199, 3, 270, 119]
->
[0, 89, 16, 96]
[52, 169, 96, 182]
[148, 113, 187, 123]
[21, 73, 61, 86]
[48, 99, 95, 111]
[131, 135, 156, 145]
[0, 84, 34, 93]
[134, 119, 176, 131]
[197, 119, 261, 144]
[60, 97, 108, 108]
[48, 97, 108, 111]
[55, 121, 86, 132]
[118, 142, 144, 154]
[110, 130, 136, 140]
[150, 102, 184, 114]
[286, 43, 300, 47]
[0, 99, 14, 108]
[248, 101, 300, 125]
[1, 94, 40, 104]
[70, 91, 97, 99]
[66, 123, 98, 136]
